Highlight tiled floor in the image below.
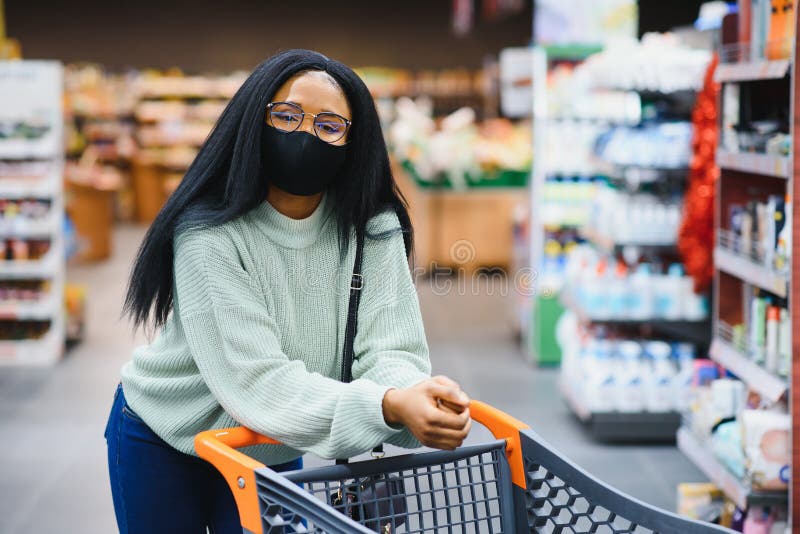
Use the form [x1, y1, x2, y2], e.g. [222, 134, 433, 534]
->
[0, 224, 706, 533]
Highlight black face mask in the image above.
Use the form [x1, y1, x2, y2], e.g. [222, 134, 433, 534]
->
[261, 125, 347, 196]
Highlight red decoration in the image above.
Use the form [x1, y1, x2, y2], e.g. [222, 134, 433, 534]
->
[678, 54, 720, 293]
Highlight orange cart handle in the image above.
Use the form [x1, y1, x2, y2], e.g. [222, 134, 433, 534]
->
[195, 400, 530, 533]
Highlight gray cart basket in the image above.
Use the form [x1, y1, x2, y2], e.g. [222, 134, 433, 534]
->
[196, 401, 734, 534]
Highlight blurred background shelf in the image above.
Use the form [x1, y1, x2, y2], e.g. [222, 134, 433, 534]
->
[677, 427, 788, 510]
[716, 149, 790, 178]
[709, 337, 788, 403]
[714, 245, 788, 298]
[714, 59, 790, 83]
[561, 381, 681, 443]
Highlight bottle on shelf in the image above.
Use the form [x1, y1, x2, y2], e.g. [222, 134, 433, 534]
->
[645, 341, 676, 413]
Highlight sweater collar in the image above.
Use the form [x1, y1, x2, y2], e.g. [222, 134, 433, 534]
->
[250, 192, 332, 249]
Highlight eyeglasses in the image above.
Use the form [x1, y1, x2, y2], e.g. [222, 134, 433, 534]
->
[266, 102, 351, 144]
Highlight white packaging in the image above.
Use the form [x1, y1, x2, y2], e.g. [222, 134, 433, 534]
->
[710, 379, 746, 421]
[615, 341, 645, 412]
[741, 409, 790, 491]
[645, 341, 675, 412]
[628, 264, 654, 320]
[681, 277, 709, 321]
[585, 340, 616, 412]
[672, 343, 695, 413]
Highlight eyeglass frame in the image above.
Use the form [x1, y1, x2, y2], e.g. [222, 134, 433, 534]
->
[265, 101, 352, 144]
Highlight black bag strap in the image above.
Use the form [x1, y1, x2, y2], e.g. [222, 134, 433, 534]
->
[337, 230, 384, 464]
[340, 229, 365, 384]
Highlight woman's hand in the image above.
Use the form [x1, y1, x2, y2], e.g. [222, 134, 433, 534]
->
[382, 376, 472, 450]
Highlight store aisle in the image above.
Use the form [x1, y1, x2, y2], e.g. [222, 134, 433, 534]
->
[0, 225, 705, 533]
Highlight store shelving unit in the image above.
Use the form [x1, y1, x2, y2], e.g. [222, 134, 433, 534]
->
[560, 380, 682, 443]
[580, 227, 677, 255]
[525, 45, 623, 366]
[674, 22, 798, 521]
[536, 42, 713, 442]
[714, 58, 790, 83]
[716, 149, 791, 178]
[0, 61, 65, 366]
[677, 427, 788, 510]
[132, 74, 244, 222]
[714, 242, 789, 298]
[709, 337, 788, 403]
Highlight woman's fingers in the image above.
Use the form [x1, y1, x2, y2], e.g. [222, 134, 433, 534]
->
[425, 403, 470, 431]
[424, 382, 470, 412]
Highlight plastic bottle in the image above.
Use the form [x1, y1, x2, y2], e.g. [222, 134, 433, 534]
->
[645, 341, 675, 412]
[587, 259, 611, 320]
[681, 276, 709, 321]
[615, 341, 644, 412]
[608, 262, 628, 319]
[778, 308, 791, 377]
[750, 295, 767, 364]
[628, 264, 654, 320]
[765, 306, 780, 373]
[672, 343, 696, 413]
[585, 339, 616, 412]
[655, 264, 684, 320]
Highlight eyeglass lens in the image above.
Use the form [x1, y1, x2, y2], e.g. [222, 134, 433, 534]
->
[268, 102, 348, 143]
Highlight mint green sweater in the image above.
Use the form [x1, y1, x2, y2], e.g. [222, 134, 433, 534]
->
[121, 194, 431, 465]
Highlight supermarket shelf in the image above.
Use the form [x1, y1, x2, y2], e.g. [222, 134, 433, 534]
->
[709, 338, 788, 403]
[599, 162, 688, 184]
[0, 330, 62, 366]
[560, 381, 681, 443]
[561, 291, 711, 346]
[0, 249, 58, 279]
[714, 246, 788, 298]
[677, 427, 787, 510]
[0, 172, 61, 199]
[561, 291, 706, 327]
[714, 59, 790, 83]
[0, 212, 59, 238]
[0, 294, 57, 320]
[716, 149, 790, 179]
[0, 138, 60, 160]
[581, 228, 676, 254]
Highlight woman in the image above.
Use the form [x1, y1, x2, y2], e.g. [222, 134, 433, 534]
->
[106, 49, 472, 533]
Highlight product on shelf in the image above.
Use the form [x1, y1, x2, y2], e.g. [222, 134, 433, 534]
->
[594, 122, 693, 169]
[559, 317, 699, 414]
[685, 375, 790, 504]
[543, 119, 610, 177]
[0, 279, 50, 303]
[388, 98, 531, 188]
[722, 195, 791, 273]
[565, 246, 709, 322]
[0, 319, 51, 340]
[573, 33, 712, 93]
[540, 177, 597, 227]
[589, 183, 683, 246]
[718, 287, 791, 378]
[741, 409, 790, 491]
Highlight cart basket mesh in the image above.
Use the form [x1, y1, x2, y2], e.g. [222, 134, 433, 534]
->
[253, 430, 732, 534]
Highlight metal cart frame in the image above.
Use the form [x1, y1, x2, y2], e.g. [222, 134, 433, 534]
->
[196, 401, 733, 533]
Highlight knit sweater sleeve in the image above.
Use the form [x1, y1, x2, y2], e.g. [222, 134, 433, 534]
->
[352, 213, 432, 449]
[173, 227, 404, 459]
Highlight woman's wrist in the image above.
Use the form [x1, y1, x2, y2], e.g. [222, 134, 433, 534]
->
[382, 388, 403, 426]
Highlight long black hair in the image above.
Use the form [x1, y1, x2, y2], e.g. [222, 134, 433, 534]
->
[124, 49, 413, 331]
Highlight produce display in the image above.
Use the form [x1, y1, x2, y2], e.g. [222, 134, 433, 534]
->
[388, 98, 531, 189]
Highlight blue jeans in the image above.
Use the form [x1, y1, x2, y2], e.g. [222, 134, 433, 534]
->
[105, 384, 303, 533]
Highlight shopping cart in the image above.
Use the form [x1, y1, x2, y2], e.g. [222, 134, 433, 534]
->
[196, 401, 733, 533]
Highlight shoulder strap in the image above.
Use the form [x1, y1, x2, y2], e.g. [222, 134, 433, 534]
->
[337, 230, 384, 463]
[340, 229, 364, 384]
